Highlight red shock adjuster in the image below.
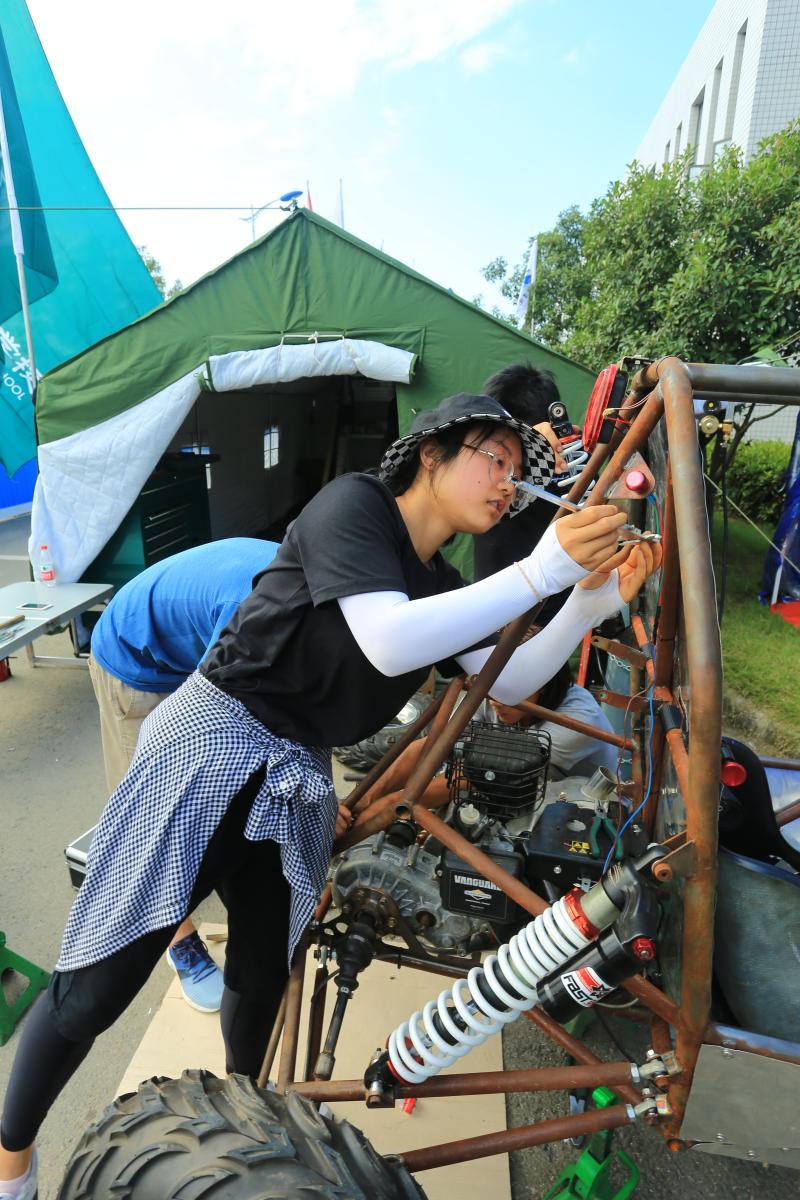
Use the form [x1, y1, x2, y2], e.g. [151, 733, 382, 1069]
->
[564, 888, 599, 940]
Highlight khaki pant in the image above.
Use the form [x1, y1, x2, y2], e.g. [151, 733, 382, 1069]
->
[88, 655, 166, 793]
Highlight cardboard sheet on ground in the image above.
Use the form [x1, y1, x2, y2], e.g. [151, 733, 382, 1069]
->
[118, 923, 510, 1199]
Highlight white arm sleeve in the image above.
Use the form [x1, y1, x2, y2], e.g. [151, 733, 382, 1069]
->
[455, 573, 624, 704]
[337, 523, 589, 677]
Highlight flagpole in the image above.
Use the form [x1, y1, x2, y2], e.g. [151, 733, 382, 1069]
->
[515, 234, 538, 331]
[528, 236, 538, 337]
[0, 79, 37, 390]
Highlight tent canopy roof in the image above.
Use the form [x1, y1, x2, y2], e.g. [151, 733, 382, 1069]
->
[35, 208, 594, 446]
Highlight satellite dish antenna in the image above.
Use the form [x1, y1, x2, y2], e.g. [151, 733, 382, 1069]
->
[241, 188, 304, 239]
[279, 190, 303, 210]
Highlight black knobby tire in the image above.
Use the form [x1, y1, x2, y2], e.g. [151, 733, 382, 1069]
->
[57, 1069, 427, 1200]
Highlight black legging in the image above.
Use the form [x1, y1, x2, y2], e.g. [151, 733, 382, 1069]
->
[1, 766, 291, 1152]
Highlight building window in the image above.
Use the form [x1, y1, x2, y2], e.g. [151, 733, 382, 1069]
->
[688, 88, 705, 163]
[704, 60, 724, 164]
[264, 425, 280, 469]
[674, 122, 682, 157]
[724, 22, 747, 141]
[664, 140, 671, 164]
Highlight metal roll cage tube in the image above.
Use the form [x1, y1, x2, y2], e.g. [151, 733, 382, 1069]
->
[263, 359, 800, 1174]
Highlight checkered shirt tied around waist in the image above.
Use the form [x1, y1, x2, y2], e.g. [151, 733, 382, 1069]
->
[57, 671, 337, 974]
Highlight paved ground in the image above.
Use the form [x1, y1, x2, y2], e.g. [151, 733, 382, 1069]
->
[0, 517, 226, 1199]
[0, 513, 797, 1198]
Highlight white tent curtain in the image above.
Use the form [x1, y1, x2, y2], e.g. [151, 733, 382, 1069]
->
[30, 339, 416, 582]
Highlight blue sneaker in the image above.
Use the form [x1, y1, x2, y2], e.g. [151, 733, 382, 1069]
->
[0, 1147, 37, 1199]
[166, 932, 224, 1013]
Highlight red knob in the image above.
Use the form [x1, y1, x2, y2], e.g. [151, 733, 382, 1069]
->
[625, 469, 649, 494]
[631, 937, 656, 961]
[721, 761, 747, 788]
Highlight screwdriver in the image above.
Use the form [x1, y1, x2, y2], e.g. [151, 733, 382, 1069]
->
[512, 479, 661, 542]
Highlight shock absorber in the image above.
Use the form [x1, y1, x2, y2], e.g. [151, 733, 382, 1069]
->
[365, 849, 663, 1093]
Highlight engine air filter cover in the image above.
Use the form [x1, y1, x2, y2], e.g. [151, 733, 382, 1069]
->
[451, 722, 550, 821]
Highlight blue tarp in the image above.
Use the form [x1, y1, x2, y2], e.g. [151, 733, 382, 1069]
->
[0, 0, 161, 498]
[761, 408, 800, 603]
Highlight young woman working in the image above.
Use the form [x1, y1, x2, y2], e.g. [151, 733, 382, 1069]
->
[0, 393, 658, 1198]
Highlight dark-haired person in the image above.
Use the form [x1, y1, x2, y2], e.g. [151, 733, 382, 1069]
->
[0, 393, 658, 1198]
[473, 363, 577, 588]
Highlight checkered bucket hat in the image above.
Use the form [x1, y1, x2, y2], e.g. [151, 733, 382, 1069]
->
[380, 392, 555, 516]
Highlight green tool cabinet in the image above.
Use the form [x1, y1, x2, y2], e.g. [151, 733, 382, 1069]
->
[81, 460, 212, 593]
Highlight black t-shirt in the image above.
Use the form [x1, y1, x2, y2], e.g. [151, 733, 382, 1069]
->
[201, 473, 470, 747]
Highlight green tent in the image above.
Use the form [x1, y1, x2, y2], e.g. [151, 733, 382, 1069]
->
[30, 209, 593, 583]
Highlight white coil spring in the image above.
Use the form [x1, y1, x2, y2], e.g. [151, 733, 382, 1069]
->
[554, 439, 590, 489]
[387, 894, 590, 1085]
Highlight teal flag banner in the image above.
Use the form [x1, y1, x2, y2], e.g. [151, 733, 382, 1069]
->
[0, 22, 57, 322]
[0, 0, 161, 481]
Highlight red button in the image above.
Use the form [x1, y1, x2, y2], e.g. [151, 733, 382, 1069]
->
[721, 761, 747, 788]
[631, 937, 656, 960]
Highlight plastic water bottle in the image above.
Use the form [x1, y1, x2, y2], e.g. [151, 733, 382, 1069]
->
[38, 543, 56, 586]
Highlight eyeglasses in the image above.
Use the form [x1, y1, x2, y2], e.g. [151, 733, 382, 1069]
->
[465, 444, 519, 487]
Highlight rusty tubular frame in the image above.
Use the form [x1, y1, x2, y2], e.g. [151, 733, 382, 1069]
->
[776, 799, 800, 827]
[290, 1060, 635, 1102]
[279, 358, 800, 1163]
[398, 1104, 634, 1172]
[256, 991, 287, 1089]
[687, 362, 800, 396]
[522, 1007, 642, 1107]
[704, 1023, 800, 1067]
[276, 935, 308, 1090]
[632, 360, 723, 1135]
[760, 755, 800, 772]
[340, 683, 453, 812]
[515, 697, 636, 752]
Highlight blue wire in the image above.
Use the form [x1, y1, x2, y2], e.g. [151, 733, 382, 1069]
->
[603, 689, 655, 875]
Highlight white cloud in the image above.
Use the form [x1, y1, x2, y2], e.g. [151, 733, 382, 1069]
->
[25, 0, 527, 284]
[460, 41, 506, 73]
[31, 2, 526, 112]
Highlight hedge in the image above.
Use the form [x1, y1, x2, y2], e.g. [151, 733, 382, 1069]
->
[725, 439, 792, 526]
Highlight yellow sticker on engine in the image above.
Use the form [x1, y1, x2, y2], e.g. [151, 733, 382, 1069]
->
[564, 840, 591, 855]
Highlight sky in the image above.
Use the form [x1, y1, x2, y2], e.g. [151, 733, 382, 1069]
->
[26, 0, 713, 317]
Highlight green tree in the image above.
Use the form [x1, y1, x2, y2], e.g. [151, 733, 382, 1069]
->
[138, 245, 183, 301]
[656, 132, 800, 361]
[567, 156, 691, 366]
[483, 122, 800, 371]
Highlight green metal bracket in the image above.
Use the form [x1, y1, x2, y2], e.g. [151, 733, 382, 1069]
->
[0, 932, 50, 1046]
[542, 1088, 641, 1200]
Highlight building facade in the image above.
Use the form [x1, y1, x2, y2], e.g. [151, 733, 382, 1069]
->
[635, 0, 800, 443]
[635, 0, 800, 172]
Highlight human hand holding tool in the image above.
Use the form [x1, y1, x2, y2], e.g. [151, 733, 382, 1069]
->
[548, 504, 628, 574]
